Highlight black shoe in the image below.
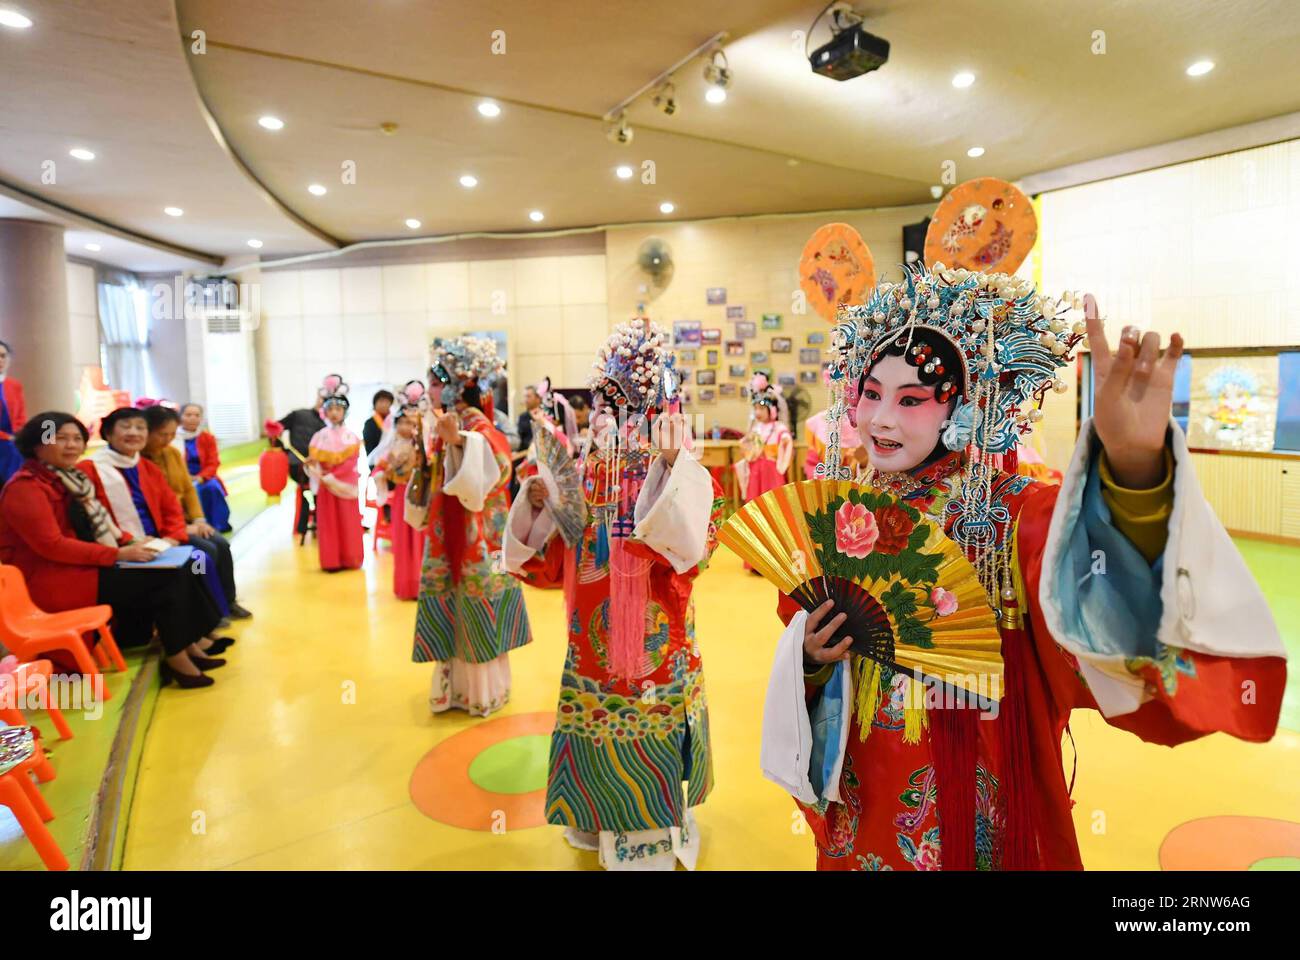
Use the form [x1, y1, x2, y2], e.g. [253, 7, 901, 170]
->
[161, 663, 215, 689]
[204, 637, 236, 655]
[228, 603, 253, 620]
[189, 655, 227, 671]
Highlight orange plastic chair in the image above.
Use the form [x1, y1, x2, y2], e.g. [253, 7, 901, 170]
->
[0, 727, 68, 870]
[0, 660, 73, 740]
[0, 566, 122, 701]
[367, 479, 392, 550]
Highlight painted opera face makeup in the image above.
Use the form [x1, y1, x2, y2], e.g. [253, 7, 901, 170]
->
[325, 403, 346, 425]
[753, 403, 772, 423]
[855, 354, 954, 472]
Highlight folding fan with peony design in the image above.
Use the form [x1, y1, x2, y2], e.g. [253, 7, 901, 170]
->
[533, 425, 587, 548]
[719, 478, 1002, 701]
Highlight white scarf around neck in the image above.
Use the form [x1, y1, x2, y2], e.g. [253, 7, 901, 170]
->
[91, 446, 148, 539]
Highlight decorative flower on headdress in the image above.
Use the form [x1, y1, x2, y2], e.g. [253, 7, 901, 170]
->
[587, 317, 677, 416]
[749, 369, 781, 409]
[831, 263, 1081, 455]
[320, 373, 351, 410]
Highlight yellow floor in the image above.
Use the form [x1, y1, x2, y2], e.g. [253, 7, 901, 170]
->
[122, 502, 1300, 870]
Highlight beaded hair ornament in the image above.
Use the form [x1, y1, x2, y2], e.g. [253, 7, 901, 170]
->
[428, 336, 503, 404]
[586, 317, 679, 420]
[825, 262, 1086, 605]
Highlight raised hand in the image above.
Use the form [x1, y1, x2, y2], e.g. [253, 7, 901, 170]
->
[1085, 294, 1184, 488]
[651, 412, 692, 466]
[802, 599, 852, 664]
[432, 408, 464, 447]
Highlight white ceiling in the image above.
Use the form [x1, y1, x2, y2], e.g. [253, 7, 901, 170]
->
[1, 0, 1298, 271]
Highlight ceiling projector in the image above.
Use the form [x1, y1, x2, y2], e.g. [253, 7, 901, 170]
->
[809, 23, 890, 80]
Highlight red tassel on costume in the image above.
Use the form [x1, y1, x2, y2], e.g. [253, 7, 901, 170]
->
[442, 494, 467, 585]
[928, 704, 977, 871]
[997, 626, 1038, 870]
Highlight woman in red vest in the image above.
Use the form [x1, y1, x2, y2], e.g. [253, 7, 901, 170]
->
[0, 340, 28, 486]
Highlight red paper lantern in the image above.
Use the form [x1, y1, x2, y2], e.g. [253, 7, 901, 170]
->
[259, 447, 289, 502]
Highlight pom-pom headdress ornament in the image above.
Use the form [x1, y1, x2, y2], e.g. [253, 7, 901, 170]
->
[319, 374, 351, 411]
[749, 369, 788, 425]
[586, 317, 678, 419]
[428, 336, 503, 406]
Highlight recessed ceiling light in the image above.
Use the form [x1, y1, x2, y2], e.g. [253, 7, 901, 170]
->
[84, 243, 101, 252]
[258, 115, 284, 131]
[164, 206, 183, 217]
[529, 210, 544, 223]
[615, 165, 634, 180]
[405, 218, 422, 229]
[459, 174, 478, 188]
[1186, 60, 1215, 77]
[659, 202, 675, 214]
[952, 71, 975, 88]
[308, 183, 327, 196]
[0, 10, 33, 29]
[966, 146, 985, 158]
[477, 101, 501, 118]
[247, 239, 263, 249]
[69, 148, 95, 161]
[705, 86, 727, 104]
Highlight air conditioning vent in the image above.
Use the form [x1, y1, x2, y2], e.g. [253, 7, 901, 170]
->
[206, 315, 242, 334]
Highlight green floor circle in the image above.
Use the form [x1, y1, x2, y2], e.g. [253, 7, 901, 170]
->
[1248, 857, 1300, 871]
[467, 735, 550, 794]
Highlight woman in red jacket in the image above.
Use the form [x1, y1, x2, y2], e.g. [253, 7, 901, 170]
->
[0, 411, 225, 688]
[0, 339, 27, 487]
[176, 403, 231, 532]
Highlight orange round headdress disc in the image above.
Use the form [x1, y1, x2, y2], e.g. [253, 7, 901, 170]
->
[924, 178, 1037, 274]
[799, 222, 876, 323]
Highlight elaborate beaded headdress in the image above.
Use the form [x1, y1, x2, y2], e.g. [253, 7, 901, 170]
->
[428, 336, 503, 403]
[825, 262, 1085, 607]
[824, 262, 1082, 478]
[587, 317, 678, 417]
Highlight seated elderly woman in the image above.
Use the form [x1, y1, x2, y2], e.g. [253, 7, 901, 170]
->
[176, 403, 232, 533]
[142, 405, 251, 620]
[0, 411, 226, 688]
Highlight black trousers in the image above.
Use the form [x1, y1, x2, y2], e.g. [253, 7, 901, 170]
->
[188, 532, 237, 604]
[97, 563, 222, 657]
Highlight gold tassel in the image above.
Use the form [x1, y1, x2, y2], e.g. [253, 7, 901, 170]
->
[854, 657, 884, 742]
[903, 674, 928, 745]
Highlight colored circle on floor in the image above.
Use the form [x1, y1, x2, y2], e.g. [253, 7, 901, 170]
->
[410, 711, 554, 831]
[468, 735, 550, 794]
[1159, 816, 1300, 870]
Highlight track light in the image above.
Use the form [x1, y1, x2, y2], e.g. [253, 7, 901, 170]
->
[652, 82, 677, 116]
[605, 113, 633, 145]
[703, 47, 731, 91]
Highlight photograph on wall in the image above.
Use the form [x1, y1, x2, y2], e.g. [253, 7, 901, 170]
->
[800, 348, 821, 364]
[706, 349, 719, 366]
[728, 364, 747, 378]
[735, 320, 756, 339]
[678, 348, 697, 365]
[771, 337, 793, 353]
[751, 351, 769, 364]
[1276, 352, 1300, 450]
[696, 369, 717, 385]
[673, 320, 702, 346]
[761, 313, 782, 330]
[706, 287, 726, 305]
[726, 305, 746, 320]
[800, 370, 819, 384]
[740, 386, 750, 399]
[699, 388, 717, 403]
[725, 340, 745, 356]
[701, 327, 722, 345]
[1186, 355, 1279, 452]
[806, 331, 826, 345]
[719, 382, 737, 397]
[778, 373, 797, 388]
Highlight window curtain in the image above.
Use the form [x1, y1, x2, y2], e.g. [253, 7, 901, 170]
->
[96, 274, 149, 400]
